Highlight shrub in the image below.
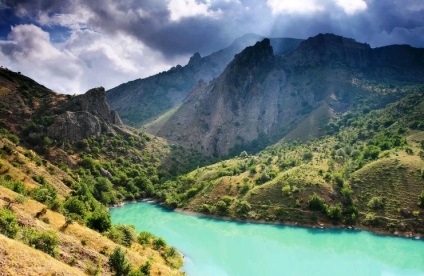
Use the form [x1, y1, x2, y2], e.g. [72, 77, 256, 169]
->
[327, 204, 342, 221]
[152, 237, 167, 250]
[108, 225, 137, 247]
[87, 208, 112, 233]
[281, 184, 291, 196]
[137, 231, 153, 245]
[367, 196, 385, 210]
[235, 200, 251, 215]
[332, 173, 344, 188]
[109, 247, 131, 276]
[139, 261, 151, 276]
[307, 193, 327, 212]
[362, 146, 381, 160]
[0, 209, 19, 238]
[302, 151, 313, 161]
[418, 191, 424, 208]
[64, 197, 87, 220]
[215, 200, 229, 215]
[23, 229, 60, 257]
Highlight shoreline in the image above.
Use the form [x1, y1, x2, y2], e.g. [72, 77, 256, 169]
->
[110, 199, 423, 241]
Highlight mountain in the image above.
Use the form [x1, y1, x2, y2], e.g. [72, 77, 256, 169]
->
[0, 68, 185, 275]
[144, 34, 424, 157]
[106, 34, 303, 127]
[161, 90, 424, 235]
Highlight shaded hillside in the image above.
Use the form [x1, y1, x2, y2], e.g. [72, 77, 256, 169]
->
[106, 34, 303, 127]
[159, 90, 424, 236]
[146, 34, 424, 157]
[0, 68, 188, 274]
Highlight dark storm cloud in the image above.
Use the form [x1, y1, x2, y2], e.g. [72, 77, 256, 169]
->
[2, 0, 424, 58]
[1, 0, 424, 94]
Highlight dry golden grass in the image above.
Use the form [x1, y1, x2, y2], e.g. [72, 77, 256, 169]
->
[0, 186, 183, 276]
[0, 235, 84, 276]
[0, 138, 71, 196]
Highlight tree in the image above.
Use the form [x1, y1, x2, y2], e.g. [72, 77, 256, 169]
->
[108, 225, 137, 247]
[419, 191, 424, 208]
[153, 237, 167, 250]
[307, 193, 327, 212]
[87, 208, 112, 232]
[109, 247, 131, 276]
[64, 197, 87, 220]
[0, 209, 19, 238]
[327, 204, 342, 221]
[235, 200, 251, 215]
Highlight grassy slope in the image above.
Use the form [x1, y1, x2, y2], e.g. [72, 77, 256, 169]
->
[0, 187, 181, 275]
[142, 105, 181, 134]
[165, 91, 424, 235]
[0, 138, 183, 275]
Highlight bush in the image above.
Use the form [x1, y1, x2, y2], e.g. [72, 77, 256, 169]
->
[332, 173, 344, 188]
[137, 231, 153, 245]
[152, 237, 167, 250]
[362, 146, 381, 160]
[302, 151, 313, 161]
[108, 225, 137, 247]
[419, 191, 424, 208]
[0, 209, 19, 238]
[367, 196, 385, 210]
[215, 200, 229, 215]
[235, 200, 251, 215]
[139, 261, 151, 276]
[327, 204, 342, 221]
[281, 184, 291, 196]
[307, 193, 327, 212]
[109, 247, 131, 276]
[23, 228, 60, 257]
[87, 208, 112, 232]
[64, 197, 87, 220]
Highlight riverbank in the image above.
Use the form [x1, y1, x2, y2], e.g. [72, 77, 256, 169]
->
[110, 200, 424, 276]
[109, 199, 423, 240]
[175, 207, 423, 240]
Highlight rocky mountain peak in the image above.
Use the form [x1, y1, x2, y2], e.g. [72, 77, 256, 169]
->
[287, 33, 371, 67]
[70, 87, 123, 125]
[230, 38, 273, 68]
[188, 52, 202, 66]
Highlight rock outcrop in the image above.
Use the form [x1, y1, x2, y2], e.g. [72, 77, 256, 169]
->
[47, 87, 124, 141]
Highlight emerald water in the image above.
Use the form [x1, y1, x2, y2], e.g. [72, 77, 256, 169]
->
[110, 202, 424, 276]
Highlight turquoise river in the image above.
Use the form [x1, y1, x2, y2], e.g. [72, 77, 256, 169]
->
[110, 202, 424, 276]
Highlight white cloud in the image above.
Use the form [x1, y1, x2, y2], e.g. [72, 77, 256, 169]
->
[168, 0, 221, 21]
[0, 24, 183, 94]
[335, 0, 367, 15]
[0, 24, 82, 92]
[266, 0, 325, 14]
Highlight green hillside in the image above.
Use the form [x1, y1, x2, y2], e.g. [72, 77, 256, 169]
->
[160, 89, 424, 235]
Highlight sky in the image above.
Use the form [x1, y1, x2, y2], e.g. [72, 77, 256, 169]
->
[0, 0, 424, 94]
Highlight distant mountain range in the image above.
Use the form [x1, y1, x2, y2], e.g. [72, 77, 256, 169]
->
[111, 33, 424, 157]
[106, 34, 303, 127]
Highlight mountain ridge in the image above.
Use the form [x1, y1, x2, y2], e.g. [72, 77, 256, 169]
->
[106, 34, 303, 127]
[144, 33, 424, 157]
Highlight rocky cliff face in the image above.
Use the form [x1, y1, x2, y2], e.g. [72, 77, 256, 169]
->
[0, 68, 126, 144]
[145, 34, 424, 157]
[106, 34, 303, 127]
[47, 87, 124, 141]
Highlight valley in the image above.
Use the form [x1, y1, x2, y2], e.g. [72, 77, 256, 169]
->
[0, 32, 423, 275]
